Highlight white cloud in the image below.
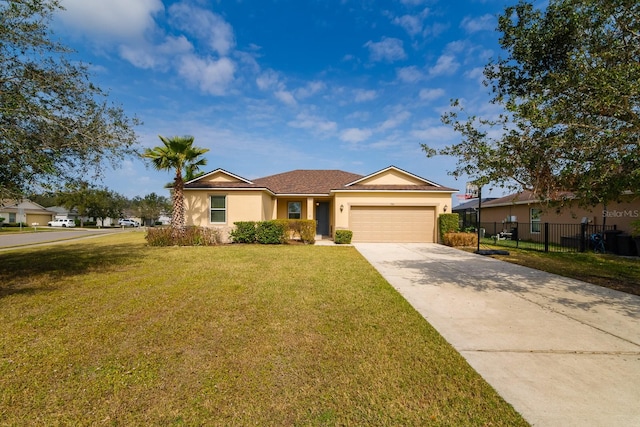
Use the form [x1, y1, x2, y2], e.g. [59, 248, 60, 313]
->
[378, 111, 411, 132]
[397, 66, 425, 83]
[340, 128, 373, 143]
[354, 89, 378, 102]
[169, 2, 235, 56]
[391, 8, 430, 37]
[274, 90, 297, 106]
[364, 37, 407, 63]
[177, 55, 236, 95]
[256, 69, 282, 91]
[400, 0, 428, 5]
[428, 54, 460, 76]
[59, 0, 163, 42]
[460, 14, 496, 33]
[410, 126, 456, 142]
[295, 81, 327, 99]
[419, 88, 446, 101]
[288, 113, 337, 133]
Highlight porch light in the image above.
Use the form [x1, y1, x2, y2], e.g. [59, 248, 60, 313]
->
[340, 204, 344, 212]
[444, 204, 448, 212]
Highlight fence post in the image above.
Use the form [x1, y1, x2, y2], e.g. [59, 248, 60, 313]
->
[580, 222, 587, 252]
[544, 222, 549, 252]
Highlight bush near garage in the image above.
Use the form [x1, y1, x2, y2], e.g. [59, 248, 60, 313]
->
[335, 229, 353, 244]
[443, 232, 478, 247]
[438, 213, 460, 242]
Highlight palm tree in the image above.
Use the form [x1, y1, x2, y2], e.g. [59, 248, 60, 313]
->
[143, 135, 209, 234]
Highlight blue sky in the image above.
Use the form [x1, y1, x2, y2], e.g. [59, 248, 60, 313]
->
[54, 0, 511, 203]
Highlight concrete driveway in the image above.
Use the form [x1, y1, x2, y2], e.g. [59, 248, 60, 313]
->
[354, 243, 640, 427]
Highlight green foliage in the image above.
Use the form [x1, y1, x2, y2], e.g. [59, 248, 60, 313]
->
[429, 0, 640, 207]
[631, 219, 640, 238]
[145, 226, 221, 246]
[438, 214, 460, 241]
[335, 229, 353, 244]
[130, 193, 171, 226]
[443, 232, 478, 247]
[255, 221, 286, 244]
[0, 0, 139, 200]
[230, 221, 257, 243]
[233, 220, 316, 244]
[142, 135, 209, 230]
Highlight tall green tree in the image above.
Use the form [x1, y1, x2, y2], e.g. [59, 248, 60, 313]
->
[143, 135, 208, 233]
[131, 193, 171, 226]
[0, 0, 139, 200]
[426, 0, 640, 206]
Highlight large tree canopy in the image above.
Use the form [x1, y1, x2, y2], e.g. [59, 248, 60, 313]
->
[0, 0, 139, 200]
[426, 0, 640, 206]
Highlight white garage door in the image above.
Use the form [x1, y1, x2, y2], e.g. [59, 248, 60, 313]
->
[349, 206, 435, 243]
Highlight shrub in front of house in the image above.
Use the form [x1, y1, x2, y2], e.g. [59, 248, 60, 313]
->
[443, 232, 477, 247]
[255, 220, 287, 244]
[438, 213, 460, 242]
[335, 229, 353, 244]
[230, 221, 257, 243]
[145, 226, 221, 246]
[281, 219, 316, 244]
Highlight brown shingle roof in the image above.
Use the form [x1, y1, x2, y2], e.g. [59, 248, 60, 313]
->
[253, 170, 363, 194]
[184, 169, 456, 194]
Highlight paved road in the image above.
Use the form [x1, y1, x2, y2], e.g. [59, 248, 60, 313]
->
[354, 243, 640, 427]
[0, 227, 134, 249]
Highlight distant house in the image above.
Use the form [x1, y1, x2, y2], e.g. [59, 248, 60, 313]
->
[479, 191, 640, 237]
[183, 166, 457, 243]
[0, 200, 55, 225]
[48, 206, 80, 221]
[452, 197, 498, 229]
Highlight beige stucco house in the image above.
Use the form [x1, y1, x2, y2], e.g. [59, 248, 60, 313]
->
[479, 191, 640, 239]
[0, 200, 55, 226]
[184, 166, 457, 243]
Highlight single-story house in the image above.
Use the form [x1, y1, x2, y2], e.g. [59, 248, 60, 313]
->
[48, 206, 80, 221]
[452, 197, 498, 229]
[479, 191, 640, 239]
[183, 166, 457, 243]
[0, 200, 55, 226]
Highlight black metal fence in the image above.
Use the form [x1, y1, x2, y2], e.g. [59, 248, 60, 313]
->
[478, 222, 635, 254]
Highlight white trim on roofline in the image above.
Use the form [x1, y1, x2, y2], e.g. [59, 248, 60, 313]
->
[186, 168, 253, 185]
[332, 189, 456, 194]
[184, 187, 275, 196]
[344, 165, 442, 187]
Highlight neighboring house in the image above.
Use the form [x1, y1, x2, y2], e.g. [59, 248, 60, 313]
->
[0, 200, 55, 225]
[48, 206, 80, 221]
[479, 191, 640, 238]
[452, 197, 498, 229]
[184, 166, 457, 243]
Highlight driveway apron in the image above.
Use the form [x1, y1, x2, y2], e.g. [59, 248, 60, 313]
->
[354, 243, 640, 427]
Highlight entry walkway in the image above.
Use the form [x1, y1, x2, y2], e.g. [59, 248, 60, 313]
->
[354, 243, 640, 427]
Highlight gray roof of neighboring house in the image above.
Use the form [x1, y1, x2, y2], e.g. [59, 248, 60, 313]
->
[452, 198, 498, 211]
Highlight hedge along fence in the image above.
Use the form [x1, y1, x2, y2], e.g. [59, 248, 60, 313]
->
[230, 219, 316, 245]
[438, 213, 460, 242]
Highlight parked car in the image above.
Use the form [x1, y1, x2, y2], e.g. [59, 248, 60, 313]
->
[48, 218, 76, 227]
[118, 219, 140, 227]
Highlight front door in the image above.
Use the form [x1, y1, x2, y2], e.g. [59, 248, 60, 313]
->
[315, 202, 330, 236]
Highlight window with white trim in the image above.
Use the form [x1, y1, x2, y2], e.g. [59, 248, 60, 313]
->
[288, 202, 301, 219]
[530, 208, 542, 233]
[210, 196, 226, 223]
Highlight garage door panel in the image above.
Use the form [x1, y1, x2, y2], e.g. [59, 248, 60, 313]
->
[349, 206, 434, 243]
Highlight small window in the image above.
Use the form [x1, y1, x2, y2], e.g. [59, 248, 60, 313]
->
[210, 196, 226, 223]
[9, 213, 16, 223]
[288, 202, 301, 219]
[531, 208, 542, 233]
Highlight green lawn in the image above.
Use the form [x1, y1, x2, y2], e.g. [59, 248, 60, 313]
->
[0, 233, 527, 426]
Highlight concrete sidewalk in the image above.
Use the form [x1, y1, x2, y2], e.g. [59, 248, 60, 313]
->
[354, 243, 640, 427]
